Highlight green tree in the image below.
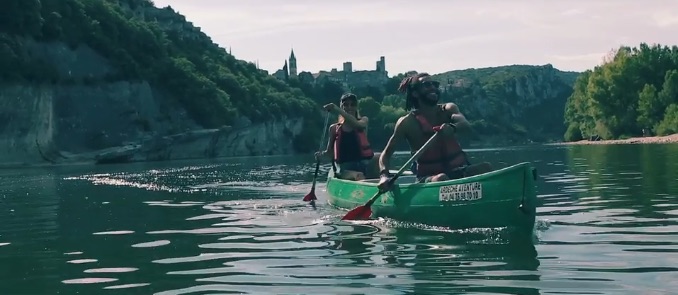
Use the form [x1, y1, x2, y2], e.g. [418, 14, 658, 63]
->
[1, 0, 320, 132]
[358, 96, 381, 118]
[655, 104, 678, 135]
[637, 84, 659, 129]
[563, 42, 678, 141]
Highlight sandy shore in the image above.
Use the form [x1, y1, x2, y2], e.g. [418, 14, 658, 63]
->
[549, 133, 678, 146]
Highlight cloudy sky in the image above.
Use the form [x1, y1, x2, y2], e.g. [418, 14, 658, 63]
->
[152, 0, 678, 76]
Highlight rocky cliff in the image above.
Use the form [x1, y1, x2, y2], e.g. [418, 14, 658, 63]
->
[0, 39, 304, 167]
[0, 79, 304, 167]
[434, 64, 581, 144]
[1, 0, 313, 167]
[342, 65, 582, 149]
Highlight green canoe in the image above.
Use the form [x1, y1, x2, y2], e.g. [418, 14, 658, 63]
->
[326, 162, 538, 232]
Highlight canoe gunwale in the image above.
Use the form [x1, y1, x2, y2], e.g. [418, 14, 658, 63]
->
[327, 162, 536, 188]
[325, 161, 539, 231]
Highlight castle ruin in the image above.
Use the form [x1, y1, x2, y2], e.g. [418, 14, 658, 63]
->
[273, 49, 388, 89]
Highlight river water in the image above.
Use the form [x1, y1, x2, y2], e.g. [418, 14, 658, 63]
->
[1, 144, 677, 294]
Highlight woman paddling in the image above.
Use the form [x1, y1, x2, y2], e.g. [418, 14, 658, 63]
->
[315, 93, 375, 181]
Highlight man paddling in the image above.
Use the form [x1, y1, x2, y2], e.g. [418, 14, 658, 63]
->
[377, 72, 493, 192]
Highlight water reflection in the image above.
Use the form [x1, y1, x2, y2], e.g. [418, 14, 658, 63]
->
[536, 144, 678, 293]
[0, 169, 61, 294]
[139, 197, 541, 295]
[1, 144, 677, 294]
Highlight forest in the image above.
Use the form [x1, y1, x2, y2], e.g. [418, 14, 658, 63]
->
[564, 43, 678, 141]
[6, 0, 673, 154]
[307, 65, 581, 147]
[0, 0, 318, 128]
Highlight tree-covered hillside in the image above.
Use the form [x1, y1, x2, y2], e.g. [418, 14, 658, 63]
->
[0, 0, 318, 130]
[317, 65, 581, 147]
[1, 0, 589, 154]
[434, 64, 580, 142]
[564, 43, 678, 141]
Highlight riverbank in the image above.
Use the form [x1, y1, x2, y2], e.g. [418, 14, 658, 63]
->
[549, 133, 678, 146]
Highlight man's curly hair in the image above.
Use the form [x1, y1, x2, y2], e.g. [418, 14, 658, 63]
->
[398, 72, 431, 110]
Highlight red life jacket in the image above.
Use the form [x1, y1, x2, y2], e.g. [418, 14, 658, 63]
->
[333, 124, 374, 164]
[413, 111, 469, 178]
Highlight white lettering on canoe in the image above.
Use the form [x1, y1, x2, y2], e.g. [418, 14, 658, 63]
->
[438, 182, 482, 202]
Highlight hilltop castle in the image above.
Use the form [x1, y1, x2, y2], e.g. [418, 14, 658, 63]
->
[273, 49, 389, 89]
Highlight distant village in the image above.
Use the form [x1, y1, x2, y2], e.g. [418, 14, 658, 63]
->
[267, 49, 390, 89]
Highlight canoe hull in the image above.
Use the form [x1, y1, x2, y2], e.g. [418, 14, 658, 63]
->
[326, 162, 538, 232]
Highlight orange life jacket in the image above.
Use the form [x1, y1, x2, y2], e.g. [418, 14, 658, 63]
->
[333, 124, 374, 164]
[413, 111, 469, 178]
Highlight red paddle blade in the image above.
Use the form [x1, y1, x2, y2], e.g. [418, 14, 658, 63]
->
[341, 205, 372, 220]
[303, 191, 317, 202]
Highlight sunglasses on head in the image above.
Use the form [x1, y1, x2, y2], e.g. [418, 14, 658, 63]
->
[341, 101, 357, 107]
[341, 95, 357, 104]
[417, 81, 440, 88]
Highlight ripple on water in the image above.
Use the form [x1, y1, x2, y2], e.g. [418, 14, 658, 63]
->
[40, 150, 678, 294]
[142, 196, 536, 294]
[103, 283, 151, 290]
[197, 240, 331, 251]
[92, 230, 135, 235]
[144, 201, 204, 207]
[67, 259, 98, 264]
[83, 267, 138, 273]
[131, 240, 171, 248]
[185, 213, 230, 221]
[62, 278, 118, 284]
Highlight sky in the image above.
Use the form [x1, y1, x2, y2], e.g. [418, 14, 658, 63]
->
[152, 0, 678, 76]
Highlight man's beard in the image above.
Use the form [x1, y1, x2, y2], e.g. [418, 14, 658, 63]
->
[419, 89, 440, 106]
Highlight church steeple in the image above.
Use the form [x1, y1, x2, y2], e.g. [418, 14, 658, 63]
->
[282, 60, 289, 80]
[288, 48, 297, 77]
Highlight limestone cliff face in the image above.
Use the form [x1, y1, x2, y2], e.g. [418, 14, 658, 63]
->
[94, 117, 303, 164]
[497, 66, 573, 119]
[0, 85, 57, 166]
[436, 65, 579, 143]
[0, 40, 305, 167]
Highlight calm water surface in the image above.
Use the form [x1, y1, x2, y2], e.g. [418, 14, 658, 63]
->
[1, 144, 677, 294]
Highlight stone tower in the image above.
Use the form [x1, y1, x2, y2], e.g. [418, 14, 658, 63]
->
[376, 56, 385, 72]
[288, 49, 297, 77]
[343, 61, 353, 73]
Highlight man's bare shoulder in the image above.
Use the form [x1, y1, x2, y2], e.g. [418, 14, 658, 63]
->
[393, 113, 418, 136]
[394, 112, 416, 127]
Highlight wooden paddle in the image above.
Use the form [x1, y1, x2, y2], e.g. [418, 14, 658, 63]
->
[341, 126, 443, 221]
[303, 161, 321, 204]
[303, 112, 331, 206]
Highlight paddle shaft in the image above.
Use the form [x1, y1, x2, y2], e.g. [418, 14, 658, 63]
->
[364, 130, 443, 206]
[310, 161, 320, 190]
[312, 112, 331, 184]
[304, 112, 331, 203]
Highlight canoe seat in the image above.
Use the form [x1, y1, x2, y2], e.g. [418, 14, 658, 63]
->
[360, 175, 418, 184]
[359, 169, 416, 184]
